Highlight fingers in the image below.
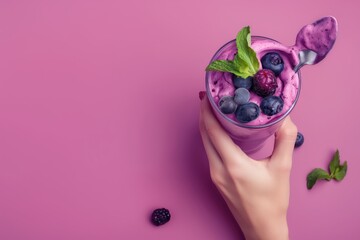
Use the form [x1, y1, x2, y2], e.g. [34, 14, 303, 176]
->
[200, 95, 248, 166]
[199, 108, 223, 172]
[271, 116, 298, 169]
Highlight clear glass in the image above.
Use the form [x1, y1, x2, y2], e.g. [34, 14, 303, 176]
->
[205, 36, 301, 154]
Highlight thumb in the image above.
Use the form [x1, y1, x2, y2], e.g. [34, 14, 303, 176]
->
[270, 116, 298, 169]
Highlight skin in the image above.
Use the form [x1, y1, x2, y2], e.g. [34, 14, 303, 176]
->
[199, 93, 297, 240]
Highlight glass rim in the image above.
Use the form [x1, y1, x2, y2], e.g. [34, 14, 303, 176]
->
[205, 36, 302, 129]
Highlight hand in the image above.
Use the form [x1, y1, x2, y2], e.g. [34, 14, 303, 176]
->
[199, 94, 297, 240]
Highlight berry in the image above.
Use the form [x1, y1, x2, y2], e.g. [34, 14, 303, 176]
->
[151, 208, 171, 226]
[253, 69, 278, 97]
[235, 102, 260, 123]
[234, 88, 250, 105]
[261, 52, 284, 76]
[260, 96, 284, 116]
[218, 96, 237, 114]
[295, 132, 304, 148]
[232, 75, 253, 90]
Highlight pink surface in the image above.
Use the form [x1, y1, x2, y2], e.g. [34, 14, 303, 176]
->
[0, 1, 359, 239]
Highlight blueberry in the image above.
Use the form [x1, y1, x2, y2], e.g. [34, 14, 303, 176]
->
[218, 96, 237, 114]
[295, 132, 304, 148]
[235, 102, 260, 123]
[260, 96, 284, 116]
[261, 52, 284, 76]
[234, 88, 250, 105]
[232, 75, 253, 90]
[151, 208, 171, 226]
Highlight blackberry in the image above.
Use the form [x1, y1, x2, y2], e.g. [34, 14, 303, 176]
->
[151, 208, 171, 226]
[253, 69, 278, 97]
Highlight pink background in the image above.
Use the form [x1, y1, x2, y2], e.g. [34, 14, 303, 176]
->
[0, 0, 359, 239]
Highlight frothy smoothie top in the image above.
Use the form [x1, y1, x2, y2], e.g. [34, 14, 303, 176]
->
[208, 37, 300, 126]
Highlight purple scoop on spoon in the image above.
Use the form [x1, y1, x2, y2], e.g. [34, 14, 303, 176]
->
[294, 16, 338, 71]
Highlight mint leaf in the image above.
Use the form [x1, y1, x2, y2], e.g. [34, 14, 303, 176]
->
[235, 26, 259, 77]
[205, 26, 259, 78]
[307, 150, 348, 190]
[233, 54, 256, 78]
[306, 168, 331, 190]
[334, 161, 347, 181]
[329, 149, 340, 175]
[206, 60, 241, 76]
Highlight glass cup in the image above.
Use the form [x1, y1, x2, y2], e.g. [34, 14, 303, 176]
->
[205, 36, 301, 154]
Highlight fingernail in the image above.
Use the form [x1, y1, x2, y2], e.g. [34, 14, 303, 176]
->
[199, 91, 206, 100]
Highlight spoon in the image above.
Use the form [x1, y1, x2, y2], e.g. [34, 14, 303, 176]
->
[293, 49, 318, 73]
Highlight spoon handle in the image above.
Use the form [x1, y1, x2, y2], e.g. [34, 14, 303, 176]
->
[293, 62, 305, 73]
[293, 50, 317, 73]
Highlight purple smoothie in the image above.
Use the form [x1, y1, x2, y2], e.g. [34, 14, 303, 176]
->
[205, 17, 338, 153]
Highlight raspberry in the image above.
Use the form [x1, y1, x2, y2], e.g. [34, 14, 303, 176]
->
[151, 208, 171, 226]
[252, 69, 278, 97]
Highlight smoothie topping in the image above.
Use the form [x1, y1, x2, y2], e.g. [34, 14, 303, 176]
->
[232, 75, 253, 90]
[206, 26, 282, 122]
[252, 69, 278, 97]
[219, 96, 237, 114]
[260, 52, 284, 76]
[260, 96, 284, 116]
[206, 26, 259, 79]
[235, 102, 260, 123]
[234, 88, 250, 105]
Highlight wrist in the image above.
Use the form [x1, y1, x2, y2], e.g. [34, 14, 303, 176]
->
[242, 215, 289, 240]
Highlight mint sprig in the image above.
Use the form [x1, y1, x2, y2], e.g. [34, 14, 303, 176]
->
[306, 150, 348, 190]
[206, 26, 259, 78]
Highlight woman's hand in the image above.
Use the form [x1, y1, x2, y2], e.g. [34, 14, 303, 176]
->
[199, 95, 297, 240]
